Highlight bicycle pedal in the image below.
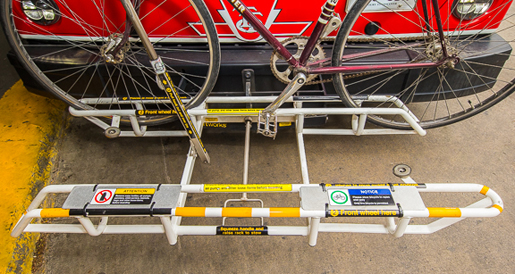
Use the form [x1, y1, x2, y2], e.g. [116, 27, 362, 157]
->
[257, 112, 277, 138]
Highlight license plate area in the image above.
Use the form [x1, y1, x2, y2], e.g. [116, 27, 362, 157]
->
[346, 0, 417, 13]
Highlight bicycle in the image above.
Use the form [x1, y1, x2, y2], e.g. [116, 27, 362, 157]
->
[2, 0, 514, 135]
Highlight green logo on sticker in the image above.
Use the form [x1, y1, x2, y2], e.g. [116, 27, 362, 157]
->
[331, 191, 349, 204]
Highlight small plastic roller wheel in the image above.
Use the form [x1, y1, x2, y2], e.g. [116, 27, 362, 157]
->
[105, 127, 121, 138]
[393, 164, 411, 178]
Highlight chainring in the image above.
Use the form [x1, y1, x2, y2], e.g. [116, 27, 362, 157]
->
[270, 36, 326, 85]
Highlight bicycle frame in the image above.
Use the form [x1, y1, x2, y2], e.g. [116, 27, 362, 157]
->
[117, 0, 457, 137]
[119, 0, 454, 82]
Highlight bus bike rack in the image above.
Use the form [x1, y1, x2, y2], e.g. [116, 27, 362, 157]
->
[10, 95, 504, 246]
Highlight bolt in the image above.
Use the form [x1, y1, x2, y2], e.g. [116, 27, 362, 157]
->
[298, 78, 305, 84]
[245, 71, 252, 79]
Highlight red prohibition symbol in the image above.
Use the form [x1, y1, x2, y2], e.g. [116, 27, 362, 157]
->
[94, 190, 113, 203]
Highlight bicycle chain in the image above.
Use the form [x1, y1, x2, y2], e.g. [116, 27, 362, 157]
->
[270, 35, 428, 86]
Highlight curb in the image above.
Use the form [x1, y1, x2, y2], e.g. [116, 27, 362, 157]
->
[0, 81, 67, 273]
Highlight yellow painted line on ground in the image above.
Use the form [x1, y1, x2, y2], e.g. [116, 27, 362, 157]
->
[0, 81, 67, 274]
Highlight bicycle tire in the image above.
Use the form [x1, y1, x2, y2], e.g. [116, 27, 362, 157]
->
[332, 0, 515, 129]
[2, 0, 220, 126]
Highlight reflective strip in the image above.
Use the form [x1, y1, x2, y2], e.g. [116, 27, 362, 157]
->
[222, 208, 253, 217]
[175, 207, 205, 217]
[40, 209, 70, 218]
[492, 204, 503, 213]
[480, 186, 490, 195]
[427, 207, 462, 218]
[270, 208, 301, 217]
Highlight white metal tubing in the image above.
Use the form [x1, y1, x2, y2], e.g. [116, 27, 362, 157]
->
[243, 120, 252, 187]
[365, 96, 420, 122]
[79, 98, 183, 105]
[27, 185, 78, 211]
[303, 128, 418, 135]
[318, 223, 390, 234]
[188, 108, 426, 136]
[294, 102, 310, 185]
[354, 114, 367, 136]
[419, 183, 504, 210]
[393, 217, 411, 237]
[69, 107, 136, 117]
[176, 225, 217, 235]
[77, 217, 109, 236]
[77, 95, 403, 105]
[160, 216, 178, 245]
[386, 217, 396, 234]
[11, 209, 43, 237]
[403, 198, 493, 235]
[84, 116, 110, 130]
[15, 198, 499, 238]
[119, 131, 189, 137]
[297, 133, 311, 185]
[24, 224, 309, 236]
[12, 185, 85, 237]
[308, 217, 321, 246]
[419, 183, 483, 193]
[111, 115, 121, 127]
[351, 114, 359, 134]
[267, 226, 309, 236]
[128, 116, 147, 136]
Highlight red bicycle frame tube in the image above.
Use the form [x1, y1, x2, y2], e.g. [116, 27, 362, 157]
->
[227, 0, 299, 67]
[308, 59, 449, 75]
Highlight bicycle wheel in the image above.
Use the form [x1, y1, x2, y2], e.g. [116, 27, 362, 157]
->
[333, 0, 515, 129]
[2, 0, 220, 126]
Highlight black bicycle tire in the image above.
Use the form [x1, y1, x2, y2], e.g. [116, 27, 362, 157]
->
[1, 0, 220, 126]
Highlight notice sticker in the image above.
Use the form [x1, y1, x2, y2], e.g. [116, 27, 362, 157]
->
[216, 226, 268, 236]
[348, 189, 395, 206]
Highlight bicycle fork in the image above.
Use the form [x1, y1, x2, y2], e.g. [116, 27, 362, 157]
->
[119, 0, 210, 163]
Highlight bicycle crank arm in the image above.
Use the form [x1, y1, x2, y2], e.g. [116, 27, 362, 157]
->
[258, 73, 307, 138]
[120, 0, 210, 163]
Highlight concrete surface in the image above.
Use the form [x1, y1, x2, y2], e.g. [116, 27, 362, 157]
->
[31, 93, 515, 273]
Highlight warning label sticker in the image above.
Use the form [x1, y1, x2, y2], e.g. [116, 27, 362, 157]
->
[91, 189, 116, 204]
[216, 226, 268, 236]
[90, 188, 155, 205]
[204, 184, 292, 192]
[348, 189, 394, 206]
[136, 109, 176, 116]
[207, 109, 262, 115]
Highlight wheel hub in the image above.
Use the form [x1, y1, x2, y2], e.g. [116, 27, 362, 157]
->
[425, 38, 459, 68]
[100, 33, 130, 64]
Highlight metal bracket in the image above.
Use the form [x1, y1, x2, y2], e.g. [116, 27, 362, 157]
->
[242, 69, 255, 109]
[321, 13, 342, 38]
